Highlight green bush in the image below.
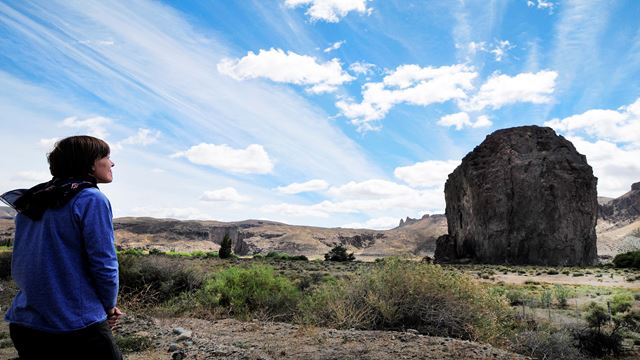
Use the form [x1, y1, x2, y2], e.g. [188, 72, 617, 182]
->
[197, 264, 300, 320]
[297, 258, 513, 343]
[505, 289, 526, 306]
[324, 244, 355, 262]
[554, 285, 571, 308]
[611, 292, 634, 314]
[118, 248, 144, 256]
[584, 302, 609, 331]
[612, 250, 640, 268]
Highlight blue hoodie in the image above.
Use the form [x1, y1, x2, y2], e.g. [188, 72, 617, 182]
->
[5, 187, 119, 332]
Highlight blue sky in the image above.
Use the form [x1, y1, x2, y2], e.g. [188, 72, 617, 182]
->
[1, 0, 639, 229]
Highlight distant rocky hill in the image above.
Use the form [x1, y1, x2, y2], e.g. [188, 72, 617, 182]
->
[596, 182, 640, 256]
[0, 206, 15, 220]
[112, 214, 448, 259]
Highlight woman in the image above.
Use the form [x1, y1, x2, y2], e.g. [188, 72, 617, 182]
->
[1, 135, 122, 359]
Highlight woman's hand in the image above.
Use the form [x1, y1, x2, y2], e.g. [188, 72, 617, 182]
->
[107, 306, 123, 329]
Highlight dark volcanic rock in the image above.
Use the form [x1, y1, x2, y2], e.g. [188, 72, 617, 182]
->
[599, 181, 640, 224]
[436, 126, 598, 266]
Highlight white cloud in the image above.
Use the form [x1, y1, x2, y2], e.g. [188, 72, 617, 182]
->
[120, 128, 161, 146]
[349, 61, 376, 76]
[217, 48, 354, 93]
[262, 188, 445, 218]
[39, 137, 59, 150]
[527, 0, 555, 14]
[462, 70, 557, 111]
[172, 143, 274, 174]
[342, 216, 399, 230]
[490, 40, 515, 62]
[544, 98, 640, 144]
[437, 112, 492, 130]
[11, 171, 50, 183]
[78, 39, 115, 46]
[277, 179, 329, 194]
[394, 160, 460, 188]
[60, 116, 112, 138]
[327, 179, 416, 199]
[201, 187, 251, 202]
[565, 137, 640, 197]
[337, 64, 477, 130]
[324, 40, 345, 53]
[128, 206, 209, 220]
[285, 0, 371, 23]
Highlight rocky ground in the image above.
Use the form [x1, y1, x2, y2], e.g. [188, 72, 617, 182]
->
[0, 314, 527, 359]
[121, 315, 527, 360]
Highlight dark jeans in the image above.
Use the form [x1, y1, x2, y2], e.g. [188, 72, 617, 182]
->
[9, 321, 122, 360]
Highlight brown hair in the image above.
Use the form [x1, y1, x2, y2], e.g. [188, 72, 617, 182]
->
[48, 135, 110, 178]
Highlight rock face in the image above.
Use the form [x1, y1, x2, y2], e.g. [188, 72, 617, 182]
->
[599, 182, 640, 224]
[436, 126, 598, 265]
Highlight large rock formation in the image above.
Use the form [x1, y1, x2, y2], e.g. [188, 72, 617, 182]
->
[436, 126, 598, 265]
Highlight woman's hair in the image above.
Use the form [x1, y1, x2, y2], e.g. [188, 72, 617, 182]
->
[48, 135, 110, 178]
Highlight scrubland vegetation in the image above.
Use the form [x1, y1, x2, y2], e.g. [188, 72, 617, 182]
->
[1, 248, 640, 358]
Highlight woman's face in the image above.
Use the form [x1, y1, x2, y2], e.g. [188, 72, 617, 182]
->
[92, 155, 114, 183]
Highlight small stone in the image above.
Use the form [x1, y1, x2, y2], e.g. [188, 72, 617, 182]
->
[168, 343, 179, 352]
[406, 329, 419, 334]
[177, 330, 193, 341]
[171, 350, 185, 360]
[173, 327, 187, 335]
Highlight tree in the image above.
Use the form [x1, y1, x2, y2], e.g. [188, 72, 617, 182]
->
[324, 243, 355, 262]
[219, 233, 233, 259]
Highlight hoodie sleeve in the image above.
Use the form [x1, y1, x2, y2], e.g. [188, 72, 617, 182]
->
[73, 189, 119, 312]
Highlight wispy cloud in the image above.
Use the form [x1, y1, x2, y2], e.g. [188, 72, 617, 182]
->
[323, 40, 345, 53]
[527, 0, 555, 14]
[60, 116, 112, 139]
[201, 187, 251, 202]
[120, 128, 161, 146]
[284, 0, 372, 23]
[276, 179, 329, 194]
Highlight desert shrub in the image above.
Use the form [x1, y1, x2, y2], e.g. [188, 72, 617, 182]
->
[576, 329, 623, 357]
[264, 252, 308, 261]
[539, 289, 552, 308]
[148, 248, 164, 255]
[584, 302, 609, 331]
[297, 258, 513, 343]
[505, 288, 526, 306]
[219, 233, 233, 259]
[611, 292, 634, 314]
[114, 334, 152, 353]
[118, 248, 144, 256]
[118, 254, 203, 307]
[546, 269, 559, 275]
[554, 285, 571, 308]
[613, 250, 640, 268]
[324, 244, 355, 262]
[631, 227, 640, 238]
[0, 251, 11, 279]
[511, 327, 582, 360]
[197, 264, 300, 320]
